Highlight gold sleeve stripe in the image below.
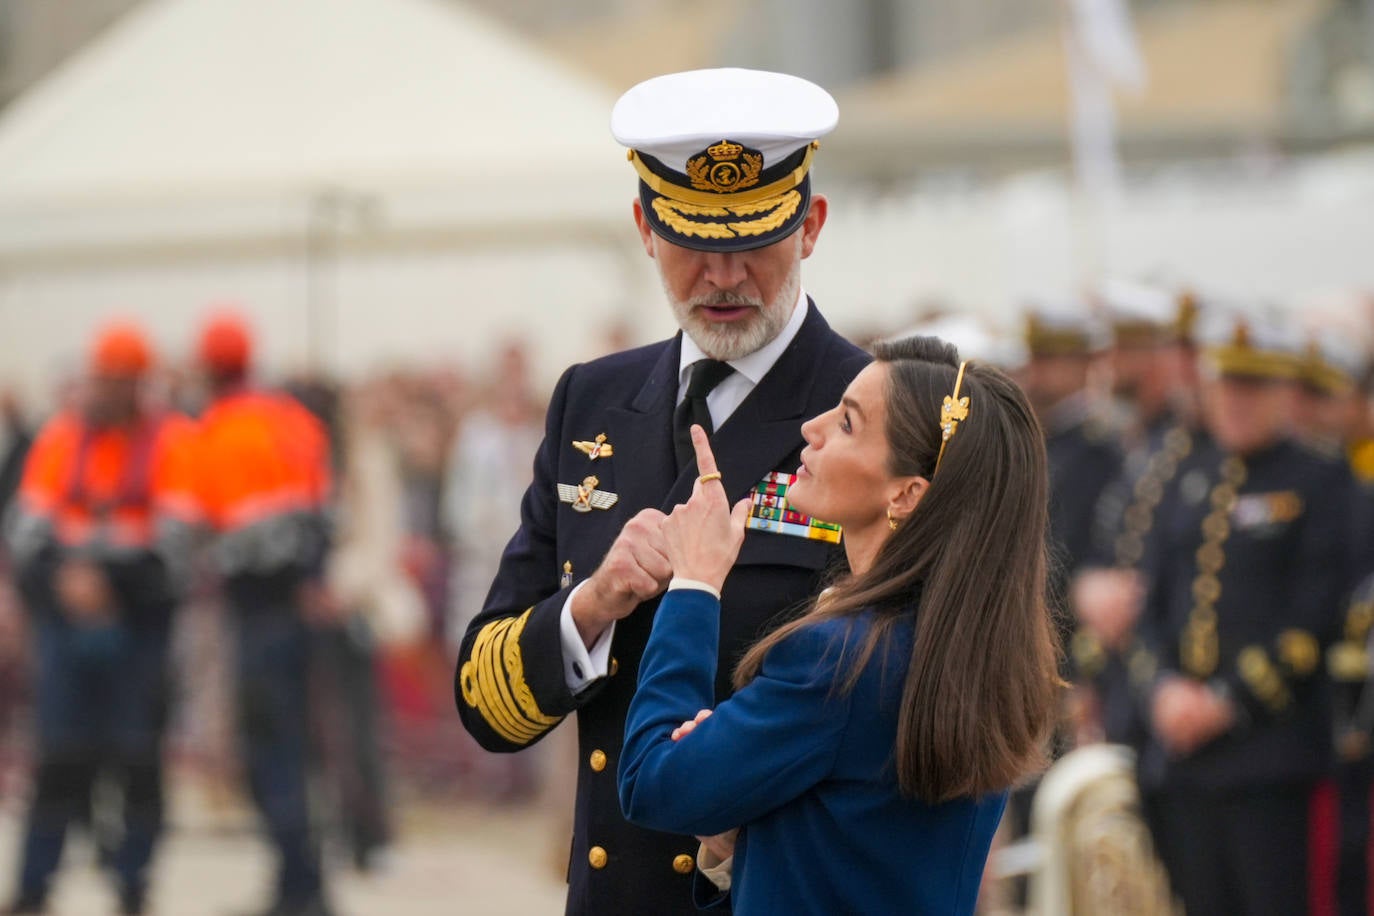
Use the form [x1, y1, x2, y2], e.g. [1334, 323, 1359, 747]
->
[477, 619, 544, 742]
[504, 611, 561, 729]
[481, 617, 553, 740]
[459, 609, 561, 745]
[471, 639, 545, 745]
[461, 620, 537, 745]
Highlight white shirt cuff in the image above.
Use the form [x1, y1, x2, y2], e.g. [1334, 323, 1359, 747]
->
[667, 577, 722, 600]
[697, 847, 733, 892]
[559, 581, 615, 692]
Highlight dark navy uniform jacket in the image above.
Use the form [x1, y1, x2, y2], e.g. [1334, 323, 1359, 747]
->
[1044, 404, 1121, 680]
[1074, 416, 1197, 744]
[620, 587, 1006, 916]
[1132, 437, 1355, 792]
[1046, 408, 1122, 585]
[454, 304, 868, 916]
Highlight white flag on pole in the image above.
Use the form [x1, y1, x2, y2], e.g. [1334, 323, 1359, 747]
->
[1064, 0, 1147, 197]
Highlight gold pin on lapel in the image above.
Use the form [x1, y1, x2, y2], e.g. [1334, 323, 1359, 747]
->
[573, 433, 614, 461]
[561, 562, 573, 589]
[558, 476, 619, 513]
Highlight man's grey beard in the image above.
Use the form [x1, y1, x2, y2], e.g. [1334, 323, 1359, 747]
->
[663, 263, 801, 362]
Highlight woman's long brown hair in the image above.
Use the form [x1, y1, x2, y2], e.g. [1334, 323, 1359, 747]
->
[734, 335, 1059, 803]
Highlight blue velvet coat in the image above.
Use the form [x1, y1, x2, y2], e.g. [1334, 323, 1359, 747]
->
[621, 587, 1007, 915]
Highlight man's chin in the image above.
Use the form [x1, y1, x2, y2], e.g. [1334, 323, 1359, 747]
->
[686, 318, 768, 362]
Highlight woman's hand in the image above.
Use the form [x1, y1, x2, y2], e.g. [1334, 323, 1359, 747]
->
[670, 708, 713, 742]
[669, 709, 739, 874]
[661, 425, 751, 591]
[698, 828, 739, 866]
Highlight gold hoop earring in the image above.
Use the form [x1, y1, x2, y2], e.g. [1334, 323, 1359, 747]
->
[887, 510, 899, 531]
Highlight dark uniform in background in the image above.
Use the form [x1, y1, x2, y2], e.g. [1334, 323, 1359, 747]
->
[1295, 320, 1374, 916]
[1012, 304, 1120, 906]
[191, 314, 335, 916]
[1020, 307, 1120, 617]
[454, 69, 868, 915]
[1072, 281, 1199, 747]
[1332, 573, 1374, 916]
[3, 324, 196, 915]
[1131, 311, 1354, 915]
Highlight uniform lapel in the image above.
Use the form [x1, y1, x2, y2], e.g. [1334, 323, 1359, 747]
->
[662, 303, 835, 510]
[605, 337, 681, 516]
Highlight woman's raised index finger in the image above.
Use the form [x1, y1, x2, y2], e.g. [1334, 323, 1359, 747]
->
[689, 424, 720, 478]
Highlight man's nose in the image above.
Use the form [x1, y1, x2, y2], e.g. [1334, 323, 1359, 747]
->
[701, 251, 748, 290]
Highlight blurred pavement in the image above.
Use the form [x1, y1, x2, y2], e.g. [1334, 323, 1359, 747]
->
[0, 775, 568, 915]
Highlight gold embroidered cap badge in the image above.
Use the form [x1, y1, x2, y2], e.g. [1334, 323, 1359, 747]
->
[686, 139, 764, 194]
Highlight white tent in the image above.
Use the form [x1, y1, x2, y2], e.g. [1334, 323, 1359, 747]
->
[0, 0, 658, 394]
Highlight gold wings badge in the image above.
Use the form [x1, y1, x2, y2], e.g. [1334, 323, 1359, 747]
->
[557, 476, 619, 513]
[572, 433, 613, 460]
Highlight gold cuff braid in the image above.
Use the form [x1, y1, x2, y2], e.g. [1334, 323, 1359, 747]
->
[459, 608, 562, 745]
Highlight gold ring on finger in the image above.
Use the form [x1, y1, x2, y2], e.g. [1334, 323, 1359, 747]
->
[697, 472, 723, 485]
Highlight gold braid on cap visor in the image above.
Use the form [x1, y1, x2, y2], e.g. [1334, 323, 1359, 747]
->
[935, 361, 971, 473]
[629, 144, 817, 209]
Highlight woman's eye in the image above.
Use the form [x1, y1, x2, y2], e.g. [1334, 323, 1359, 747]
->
[840, 412, 852, 434]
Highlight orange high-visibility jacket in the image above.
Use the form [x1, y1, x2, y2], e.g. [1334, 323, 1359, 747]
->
[193, 390, 331, 534]
[13, 410, 199, 556]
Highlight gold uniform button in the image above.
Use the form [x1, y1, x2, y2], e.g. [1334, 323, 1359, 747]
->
[589, 846, 608, 870]
[589, 750, 607, 773]
[673, 854, 695, 875]
[610, 657, 619, 676]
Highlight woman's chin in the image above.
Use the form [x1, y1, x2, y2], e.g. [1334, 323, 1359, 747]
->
[786, 487, 815, 519]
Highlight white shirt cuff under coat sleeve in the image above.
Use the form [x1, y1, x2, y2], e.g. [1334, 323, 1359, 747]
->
[559, 580, 615, 692]
[697, 847, 733, 892]
[667, 578, 722, 600]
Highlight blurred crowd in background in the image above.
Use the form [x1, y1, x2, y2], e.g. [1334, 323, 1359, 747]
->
[0, 314, 582, 913]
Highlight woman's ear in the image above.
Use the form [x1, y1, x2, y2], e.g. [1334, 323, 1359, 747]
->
[887, 475, 929, 525]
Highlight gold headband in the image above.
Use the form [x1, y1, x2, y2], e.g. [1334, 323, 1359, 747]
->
[935, 361, 970, 473]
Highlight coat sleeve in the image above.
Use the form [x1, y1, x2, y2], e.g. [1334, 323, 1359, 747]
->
[618, 587, 852, 838]
[455, 364, 589, 752]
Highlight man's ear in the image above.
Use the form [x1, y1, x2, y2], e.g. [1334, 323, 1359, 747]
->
[799, 194, 828, 259]
[632, 199, 656, 258]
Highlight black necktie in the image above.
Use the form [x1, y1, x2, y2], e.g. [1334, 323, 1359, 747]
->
[674, 359, 735, 472]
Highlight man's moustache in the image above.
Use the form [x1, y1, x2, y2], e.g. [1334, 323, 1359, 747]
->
[689, 295, 763, 308]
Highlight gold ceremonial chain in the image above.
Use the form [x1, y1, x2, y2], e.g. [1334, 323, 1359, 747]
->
[1075, 425, 1194, 684]
[1114, 426, 1194, 569]
[1180, 456, 1246, 678]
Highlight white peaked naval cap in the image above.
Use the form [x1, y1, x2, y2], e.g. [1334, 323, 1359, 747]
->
[611, 68, 838, 252]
